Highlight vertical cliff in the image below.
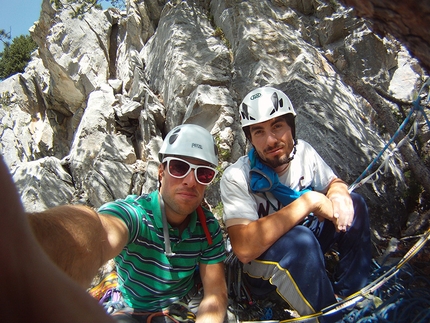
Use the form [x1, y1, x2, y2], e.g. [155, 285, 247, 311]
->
[0, 0, 428, 237]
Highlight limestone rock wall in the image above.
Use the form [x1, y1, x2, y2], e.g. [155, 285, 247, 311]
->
[0, 0, 427, 236]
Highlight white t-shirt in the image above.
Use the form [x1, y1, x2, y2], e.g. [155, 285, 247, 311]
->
[220, 139, 337, 228]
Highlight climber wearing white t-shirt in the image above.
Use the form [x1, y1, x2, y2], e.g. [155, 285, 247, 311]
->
[221, 86, 371, 323]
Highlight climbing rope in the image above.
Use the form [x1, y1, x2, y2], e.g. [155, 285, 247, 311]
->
[349, 78, 430, 192]
[276, 228, 430, 322]
[225, 228, 430, 323]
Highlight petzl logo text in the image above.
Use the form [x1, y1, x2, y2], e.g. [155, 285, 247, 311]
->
[191, 143, 203, 149]
[250, 93, 261, 100]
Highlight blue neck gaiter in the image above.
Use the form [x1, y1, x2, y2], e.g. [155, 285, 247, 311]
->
[248, 148, 312, 207]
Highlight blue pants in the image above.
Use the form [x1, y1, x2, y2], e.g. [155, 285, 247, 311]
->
[243, 193, 371, 323]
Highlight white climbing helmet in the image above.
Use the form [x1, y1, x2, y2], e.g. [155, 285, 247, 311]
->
[239, 86, 296, 128]
[158, 124, 218, 166]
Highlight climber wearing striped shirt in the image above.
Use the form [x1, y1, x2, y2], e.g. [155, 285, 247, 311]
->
[27, 124, 227, 323]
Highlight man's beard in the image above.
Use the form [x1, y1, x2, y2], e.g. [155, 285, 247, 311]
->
[261, 153, 291, 169]
[259, 141, 296, 169]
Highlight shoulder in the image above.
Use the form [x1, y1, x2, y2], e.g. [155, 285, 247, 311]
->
[296, 139, 315, 151]
[98, 192, 159, 245]
[295, 140, 320, 158]
[221, 155, 250, 182]
[98, 192, 156, 217]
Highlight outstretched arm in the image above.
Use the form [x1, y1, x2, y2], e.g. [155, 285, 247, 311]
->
[0, 155, 115, 323]
[28, 204, 128, 288]
[197, 262, 228, 323]
[228, 191, 334, 263]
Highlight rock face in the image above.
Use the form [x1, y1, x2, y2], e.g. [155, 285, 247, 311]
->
[0, 0, 427, 237]
[338, 0, 430, 74]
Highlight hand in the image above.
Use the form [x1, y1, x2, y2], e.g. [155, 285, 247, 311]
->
[325, 179, 354, 232]
[302, 191, 334, 222]
[329, 193, 354, 232]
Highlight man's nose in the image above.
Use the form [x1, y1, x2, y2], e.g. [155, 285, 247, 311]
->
[182, 168, 197, 186]
[266, 131, 279, 145]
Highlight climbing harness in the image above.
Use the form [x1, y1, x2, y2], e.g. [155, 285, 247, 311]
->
[109, 302, 196, 323]
[119, 302, 196, 323]
[90, 271, 199, 322]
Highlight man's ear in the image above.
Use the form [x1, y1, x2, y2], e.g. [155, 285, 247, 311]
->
[158, 164, 164, 188]
[158, 163, 164, 180]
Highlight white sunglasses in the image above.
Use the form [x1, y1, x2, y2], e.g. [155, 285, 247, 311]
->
[162, 157, 218, 185]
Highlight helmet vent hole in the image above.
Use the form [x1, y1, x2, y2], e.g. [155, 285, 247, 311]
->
[169, 129, 181, 144]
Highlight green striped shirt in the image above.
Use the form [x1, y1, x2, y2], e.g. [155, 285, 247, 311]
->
[98, 190, 226, 311]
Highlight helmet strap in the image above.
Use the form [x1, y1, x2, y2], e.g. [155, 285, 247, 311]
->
[285, 139, 297, 164]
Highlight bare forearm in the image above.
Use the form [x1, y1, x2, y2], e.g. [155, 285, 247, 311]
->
[326, 178, 349, 199]
[229, 191, 334, 263]
[228, 212, 303, 263]
[28, 205, 109, 288]
[197, 262, 228, 323]
[2, 218, 115, 323]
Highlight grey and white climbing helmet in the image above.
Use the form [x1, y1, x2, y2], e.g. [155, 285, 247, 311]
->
[158, 124, 218, 167]
[239, 86, 296, 128]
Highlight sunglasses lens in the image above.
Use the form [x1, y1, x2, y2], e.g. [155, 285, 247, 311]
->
[165, 158, 217, 185]
[169, 159, 190, 177]
[196, 167, 216, 184]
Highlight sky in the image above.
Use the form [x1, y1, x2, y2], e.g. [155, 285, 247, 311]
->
[0, 0, 43, 51]
[0, 1, 113, 51]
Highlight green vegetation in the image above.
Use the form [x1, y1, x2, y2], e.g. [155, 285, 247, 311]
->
[0, 35, 37, 80]
[212, 201, 224, 222]
[213, 26, 230, 49]
[0, 29, 11, 47]
[210, 135, 230, 186]
[0, 91, 12, 107]
[50, 0, 125, 18]
[215, 134, 231, 162]
[0, 1, 126, 80]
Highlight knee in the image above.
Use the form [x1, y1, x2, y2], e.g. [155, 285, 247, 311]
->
[349, 193, 371, 240]
[351, 192, 369, 219]
[289, 225, 321, 249]
[351, 193, 368, 214]
[264, 226, 321, 260]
